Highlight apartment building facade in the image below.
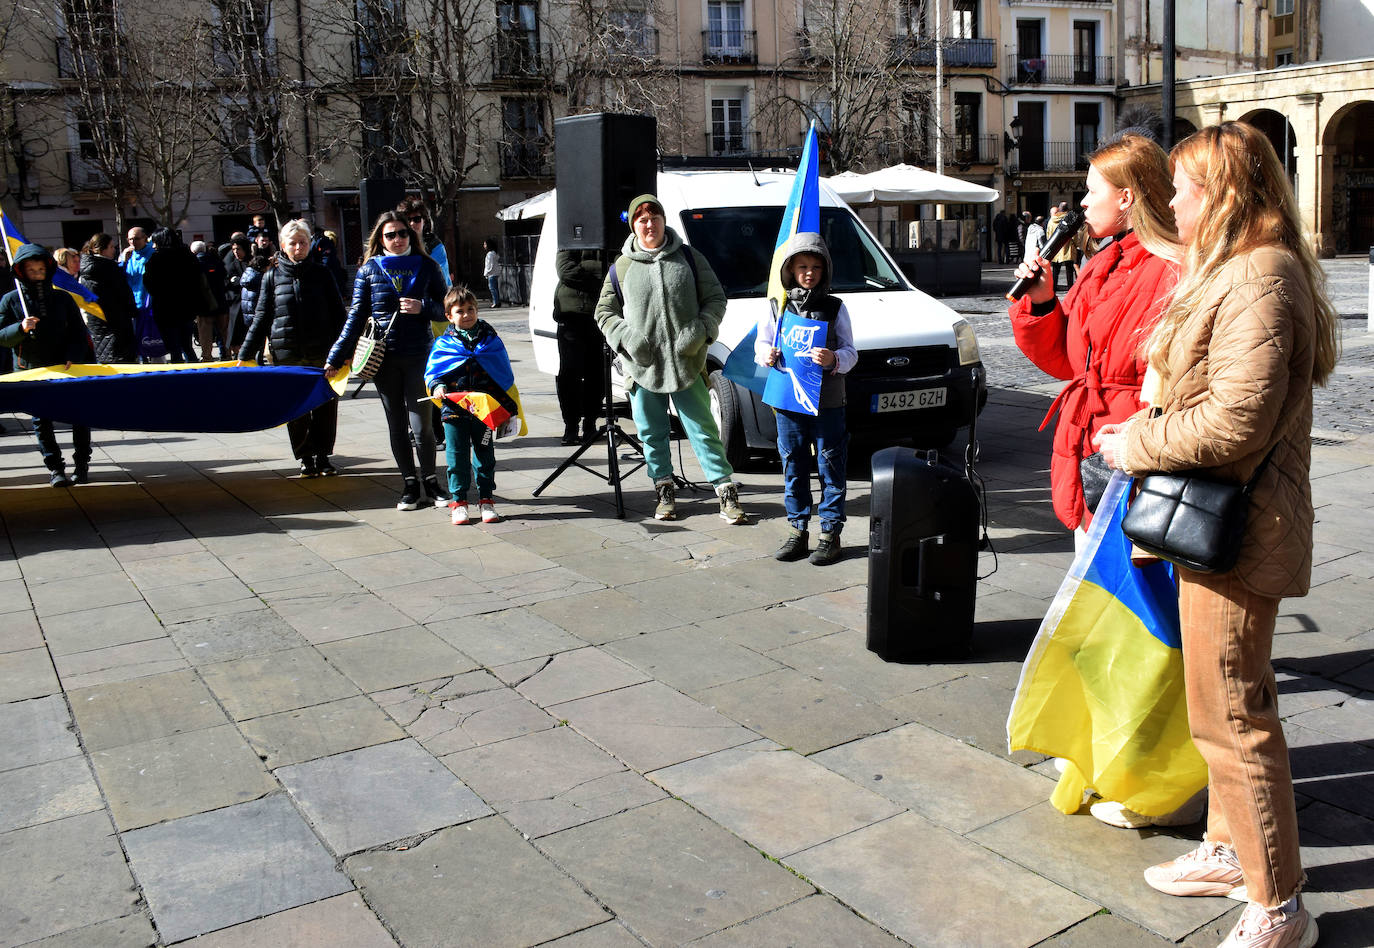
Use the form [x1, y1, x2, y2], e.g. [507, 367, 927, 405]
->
[1, 0, 1127, 270]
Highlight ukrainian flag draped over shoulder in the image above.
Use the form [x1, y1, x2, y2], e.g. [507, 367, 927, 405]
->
[425, 330, 526, 438]
[1, 209, 104, 322]
[1007, 472, 1207, 817]
[721, 121, 822, 395]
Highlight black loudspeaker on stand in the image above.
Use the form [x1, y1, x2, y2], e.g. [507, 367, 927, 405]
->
[866, 367, 988, 661]
[534, 112, 659, 517]
[555, 113, 658, 250]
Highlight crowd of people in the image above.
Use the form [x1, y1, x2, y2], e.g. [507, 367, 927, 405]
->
[0, 121, 1341, 947]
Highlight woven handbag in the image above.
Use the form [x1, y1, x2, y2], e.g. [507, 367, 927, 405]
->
[1120, 447, 1276, 574]
[350, 316, 389, 381]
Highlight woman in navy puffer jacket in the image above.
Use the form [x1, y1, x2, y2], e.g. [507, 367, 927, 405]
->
[325, 211, 449, 510]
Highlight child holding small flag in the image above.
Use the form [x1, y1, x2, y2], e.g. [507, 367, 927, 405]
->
[425, 286, 520, 525]
[754, 233, 855, 565]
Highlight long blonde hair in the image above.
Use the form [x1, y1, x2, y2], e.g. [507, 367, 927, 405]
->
[1087, 133, 1181, 263]
[1149, 122, 1340, 386]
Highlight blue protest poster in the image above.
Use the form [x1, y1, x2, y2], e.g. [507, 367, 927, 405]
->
[763, 312, 825, 416]
[377, 257, 421, 296]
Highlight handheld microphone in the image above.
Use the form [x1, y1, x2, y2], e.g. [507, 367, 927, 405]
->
[1006, 209, 1084, 302]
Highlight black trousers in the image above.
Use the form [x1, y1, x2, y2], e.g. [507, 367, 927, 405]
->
[555, 316, 607, 429]
[287, 399, 338, 460]
[372, 352, 436, 481]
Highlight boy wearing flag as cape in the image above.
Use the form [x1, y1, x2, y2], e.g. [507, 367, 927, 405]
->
[755, 233, 856, 565]
[425, 285, 523, 526]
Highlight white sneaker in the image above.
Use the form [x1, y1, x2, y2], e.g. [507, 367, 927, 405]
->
[1091, 789, 1206, 829]
[1218, 896, 1317, 948]
[451, 503, 470, 526]
[479, 499, 500, 524]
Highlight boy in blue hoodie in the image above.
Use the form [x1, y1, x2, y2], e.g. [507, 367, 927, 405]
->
[425, 286, 518, 525]
[754, 232, 856, 565]
[0, 243, 95, 486]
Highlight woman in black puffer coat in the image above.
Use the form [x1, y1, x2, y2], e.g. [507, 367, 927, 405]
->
[239, 219, 347, 477]
[78, 233, 137, 363]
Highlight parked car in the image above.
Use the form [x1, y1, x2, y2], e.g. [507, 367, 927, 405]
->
[527, 170, 986, 466]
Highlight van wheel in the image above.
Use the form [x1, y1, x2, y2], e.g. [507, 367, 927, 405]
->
[708, 369, 747, 471]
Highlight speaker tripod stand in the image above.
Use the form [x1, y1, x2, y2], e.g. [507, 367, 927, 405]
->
[533, 344, 649, 519]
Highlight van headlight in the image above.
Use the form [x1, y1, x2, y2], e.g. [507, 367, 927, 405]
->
[953, 319, 981, 366]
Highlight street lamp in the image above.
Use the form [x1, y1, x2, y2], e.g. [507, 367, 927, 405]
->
[1004, 116, 1022, 157]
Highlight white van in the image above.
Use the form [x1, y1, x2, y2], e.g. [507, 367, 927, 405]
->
[527, 170, 985, 466]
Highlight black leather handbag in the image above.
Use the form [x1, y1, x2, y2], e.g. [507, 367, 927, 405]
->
[1120, 448, 1275, 574]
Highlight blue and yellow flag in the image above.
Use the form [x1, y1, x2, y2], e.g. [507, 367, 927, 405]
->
[721, 121, 821, 395]
[0, 363, 349, 433]
[1, 209, 105, 322]
[1007, 472, 1207, 817]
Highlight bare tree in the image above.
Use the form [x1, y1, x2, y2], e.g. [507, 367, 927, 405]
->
[758, 0, 935, 173]
[556, 0, 678, 125]
[312, 0, 493, 267]
[205, 0, 300, 228]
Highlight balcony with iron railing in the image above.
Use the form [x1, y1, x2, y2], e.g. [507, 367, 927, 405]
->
[1006, 140, 1091, 174]
[68, 152, 134, 192]
[1007, 53, 1114, 86]
[946, 133, 1000, 167]
[602, 25, 658, 61]
[494, 32, 548, 79]
[704, 129, 763, 158]
[499, 138, 552, 178]
[702, 29, 756, 65]
[889, 36, 997, 68]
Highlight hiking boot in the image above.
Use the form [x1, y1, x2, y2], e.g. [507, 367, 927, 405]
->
[479, 499, 501, 524]
[1091, 789, 1205, 829]
[424, 475, 451, 508]
[654, 479, 677, 521]
[774, 527, 809, 562]
[716, 482, 747, 524]
[316, 456, 338, 476]
[809, 531, 841, 565]
[1144, 840, 1247, 900]
[397, 477, 421, 511]
[50, 470, 72, 488]
[451, 502, 470, 526]
[1218, 896, 1317, 948]
[561, 424, 579, 446]
[299, 457, 319, 478]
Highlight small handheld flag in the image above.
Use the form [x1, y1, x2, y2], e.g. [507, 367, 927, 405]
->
[1, 209, 106, 322]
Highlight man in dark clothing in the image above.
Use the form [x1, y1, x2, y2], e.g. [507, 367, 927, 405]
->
[194, 240, 229, 360]
[992, 209, 1010, 264]
[0, 244, 94, 485]
[553, 248, 608, 444]
[143, 228, 208, 362]
[222, 235, 251, 357]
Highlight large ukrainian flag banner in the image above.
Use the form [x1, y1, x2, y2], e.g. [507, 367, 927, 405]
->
[1008, 471, 1208, 817]
[1, 209, 105, 322]
[721, 120, 822, 396]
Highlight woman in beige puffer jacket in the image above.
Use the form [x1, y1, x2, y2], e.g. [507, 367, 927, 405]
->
[1097, 122, 1339, 948]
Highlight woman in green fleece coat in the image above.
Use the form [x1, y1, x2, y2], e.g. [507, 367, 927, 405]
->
[594, 194, 746, 524]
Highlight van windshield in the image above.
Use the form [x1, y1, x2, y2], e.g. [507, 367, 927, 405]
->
[678, 206, 906, 298]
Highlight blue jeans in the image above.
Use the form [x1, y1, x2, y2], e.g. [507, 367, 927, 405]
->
[627, 377, 733, 486]
[444, 414, 496, 501]
[776, 406, 847, 534]
[487, 275, 501, 307]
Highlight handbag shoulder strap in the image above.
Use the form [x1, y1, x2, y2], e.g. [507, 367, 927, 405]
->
[1241, 443, 1279, 496]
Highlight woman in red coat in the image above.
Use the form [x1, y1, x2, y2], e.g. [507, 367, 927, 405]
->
[1010, 133, 1191, 831]
[1010, 133, 1180, 533]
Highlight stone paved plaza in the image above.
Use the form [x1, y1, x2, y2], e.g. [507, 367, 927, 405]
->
[1, 263, 1371, 946]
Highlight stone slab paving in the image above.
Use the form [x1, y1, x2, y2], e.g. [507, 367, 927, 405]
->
[121, 794, 352, 943]
[2, 288, 1373, 944]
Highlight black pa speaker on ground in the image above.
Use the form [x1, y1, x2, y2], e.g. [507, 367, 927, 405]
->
[359, 177, 406, 234]
[555, 113, 658, 250]
[866, 447, 980, 661]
